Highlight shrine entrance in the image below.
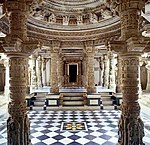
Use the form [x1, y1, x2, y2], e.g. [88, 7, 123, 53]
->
[64, 60, 82, 87]
[69, 64, 77, 83]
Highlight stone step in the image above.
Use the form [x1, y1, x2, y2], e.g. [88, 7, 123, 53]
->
[101, 95, 112, 98]
[31, 106, 45, 110]
[63, 100, 84, 106]
[103, 105, 115, 110]
[60, 93, 86, 96]
[35, 96, 46, 100]
[33, 100, 46, 106]
[99, 92, 112, 95]
[101, 96, 112, 101]
[102, 100, 113, 105]
[62, 96, 83, 101]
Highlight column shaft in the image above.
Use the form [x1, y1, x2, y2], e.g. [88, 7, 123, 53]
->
[103, 54, 109, 88]
[4, 59, 10, 100]
[146, 65, 150, 91]
[118, 53, 144, 145]
[49, 58, 51, 86]
[58, 57, 63, 88]
[116, 56, 122, 93]
[108, 52, 116, 92]
[51, 52, 59, 93]
[82, 58, 88, 89]
[37, 56, 43, 87]
[7, 54, 31, 145]
[87, 52, 95, 93]
[30, 56, 37, 90]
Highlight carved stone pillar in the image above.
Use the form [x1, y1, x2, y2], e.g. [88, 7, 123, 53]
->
[30, 55, 37, 91]
[95, 57, 103, 85]
[51, 52, 59, 93]
[78, 61, 82, 86]
[118, 53, 144, 145]
[108, 52, 116, 92]
[146, 64, 150, 91]
[4, 59, 10, 100]
[100, 56, 104, 86]
[2, 1, 38, 145]
[109, 1, 147, 144]
[50, 42, 60, 93]
[7, 53, 31, 145]
[37, 56, 43, 87]
[116, 56, 122, 93]
[0, 63, 5, 91]
[42, 58, 47, 86]
[82, 58, 88, 89]
[103, 54, 109, 88]
[99, 57, 103, 86]
[58, 57, 63, 88]
[49, 58, 51, 86]
[85, 44, 96, 93]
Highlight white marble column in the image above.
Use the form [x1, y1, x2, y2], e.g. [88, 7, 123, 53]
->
[146, 64, 150, 91]
[4, 59, 10, 101]
[102, 54, 109, 88]
[42, 58, 47, 86]
[30, 55, 37, 92]
[116, 56, 122, 93]
[108, 52, 116, 92]
[99, 57, 103, 86]
[48, 58, 51, 86]
[37, 55, 43, 87]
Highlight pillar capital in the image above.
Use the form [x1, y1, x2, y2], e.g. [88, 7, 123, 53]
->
[84, 40, 95, 53]
[4, 0, 32, 41]
[111, 0, 146, 40]
[3, 37, 38, 55]
[111, 0, 145, 13]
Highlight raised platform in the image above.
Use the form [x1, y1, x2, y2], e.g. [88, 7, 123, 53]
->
[59, 87, 87, 93]
[26, 86, 122, 110]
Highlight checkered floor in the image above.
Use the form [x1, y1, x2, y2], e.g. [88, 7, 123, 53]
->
[0, 110, 150, 145]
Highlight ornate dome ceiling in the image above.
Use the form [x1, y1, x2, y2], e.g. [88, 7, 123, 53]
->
[26, 0, 120, 44]
[30, 0, 113, 26]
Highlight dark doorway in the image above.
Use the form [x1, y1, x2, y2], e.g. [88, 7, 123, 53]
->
[69, 64, 77, 82]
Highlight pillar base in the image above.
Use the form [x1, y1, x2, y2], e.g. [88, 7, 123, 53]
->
[87, 86, 96, 93]
[146, 84, 150, 92]
[51, 87, 59, 93]
[118, 102, 145, 145]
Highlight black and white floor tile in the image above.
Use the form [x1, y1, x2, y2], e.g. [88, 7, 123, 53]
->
[0, 110, 150, 145]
